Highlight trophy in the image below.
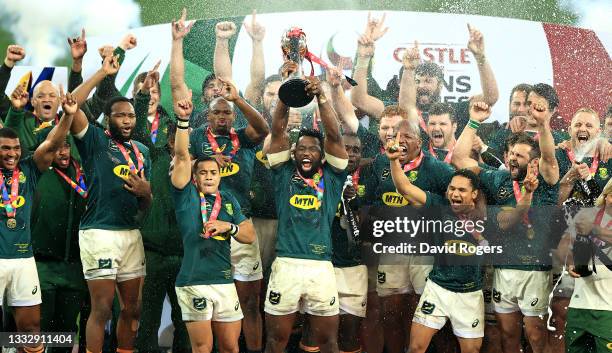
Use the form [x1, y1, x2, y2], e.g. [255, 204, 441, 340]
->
[279, 27, 313, 108]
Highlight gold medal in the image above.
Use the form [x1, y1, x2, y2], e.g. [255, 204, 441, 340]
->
[527, 227, 535, 240]
[6, 218, 16, 229]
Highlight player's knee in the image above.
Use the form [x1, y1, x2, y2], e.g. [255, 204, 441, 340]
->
[242, 293, 260, 317]
[216, 339, 239, 353]
[407, 340, 428, 353]
[16, 317, 40, 333]
[265, 330, 290, 348]
[192, 341, 213, 353]
[90, 301, 113, 323]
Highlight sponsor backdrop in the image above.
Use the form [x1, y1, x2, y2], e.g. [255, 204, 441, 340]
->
[5, 11, 610, 127]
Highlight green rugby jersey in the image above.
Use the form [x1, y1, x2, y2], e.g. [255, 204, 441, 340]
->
[189, 127, 258, 218]
[173, 186, 246, 286]
[74, 125, 151, 230]
[272, 161, 347, 261]
[0, 157, 41, 258]
[367, 152, 454, 207]
[331, 165, 374, 267]
[556, 147, 612, 202]
[478, 168, 558, 270]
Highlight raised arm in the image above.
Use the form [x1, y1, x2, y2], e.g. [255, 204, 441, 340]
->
[71, 54, 120, 108]
[219, 78, 268, 143]
[242, 10, 266, 105]
[387, 133, 427, 206]
[34, 86, 75, 171]
[213, 21, 236, 82]
[497, 161, 537, 230]
[530, 100, 559, 185]
[398, 42, 420, 125]
[467, 24, 498, 106]
[171, 92, 194, 189]
[306, 76, 347, 159]
[170, 9, 194, 102]
[451, 101, 491, 172]
[350, 34, 384, 119]
[327, 66, 359, 133]
[67, 28, 87, 91]
[0, 45, 26, 118]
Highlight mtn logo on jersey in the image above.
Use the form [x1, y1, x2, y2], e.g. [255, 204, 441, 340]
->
[193, 297, 207, 311]
[220, 163, 240, 177]
[382, 192, 409, 207]
[256, 150, 270, 167]
[290, 195, 319, 210]
[113, 165, 131, 180]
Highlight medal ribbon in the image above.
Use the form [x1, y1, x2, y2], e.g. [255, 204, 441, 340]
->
[105, 131, 144, 173]
[35, 114, 60, 127]
[54, 160, 88, 198]
[402, 151, 425, 173]
[206, 127, 240, 159]
[199, 191, 222, 238]
[512, 180, 531, 228]
[0, 168, 20, 218]
[150, 111, 160, 144]
[297, 167, 325, 203]
[565, 148, 599, 176]
[352, 167, 361, 190]
[428, 141, 454, 164]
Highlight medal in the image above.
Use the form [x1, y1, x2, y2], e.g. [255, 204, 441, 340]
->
[1, 167, 20, 229]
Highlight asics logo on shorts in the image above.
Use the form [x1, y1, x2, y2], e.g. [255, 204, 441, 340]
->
[269, 291, 281, 305]
[32, 286, 38, 295]
[330, 296, 336, 306]
[193, 297, 207, 311]
[253, 262, 259, 270]
[472, 319, 479, 328]
[421, 301, 435, 315]
[234, 302, 240, 311]
[98, 259, 112, 269]
[531, 298, 539, 306]
[377, 271, 386, 284]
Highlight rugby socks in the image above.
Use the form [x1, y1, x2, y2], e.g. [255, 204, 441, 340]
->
[299, 342, 321, 352]
[22, 345, 44, 353]
[340, 348, 362, 353]
[116, 348, 134, 353]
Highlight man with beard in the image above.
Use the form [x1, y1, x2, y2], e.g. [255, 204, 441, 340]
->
[131, 62, 190, 353]
[264, 75, 348, 353]
[68, 55, 152, 353]
[452, 100, 559, 353]
[386, 136, 494, 352]
[171, 90, 255, 353]
[0, 86, 78, 353]
[485, 83, 569, 166]
[170, 10, 270, 353]
[352, 19, 498, 137]
[558, 108, 611, 205]
[369, 116, 454, 353]
[425, 102, 457, 163]
[299, 133, 374, 353]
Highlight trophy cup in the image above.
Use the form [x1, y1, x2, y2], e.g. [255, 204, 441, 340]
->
[279, 27, 314, 108]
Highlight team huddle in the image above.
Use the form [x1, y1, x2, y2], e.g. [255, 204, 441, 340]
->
[0, 9, 610, 353]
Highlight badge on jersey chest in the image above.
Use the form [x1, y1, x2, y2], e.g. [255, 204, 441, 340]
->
[382, 192, 409, 207]
[290, 194, 320, 210]
[599, 167, 608, 180]
[220, 163, 240, 177]
[407, 171, 418, 182]
[497, 186, 512, 201]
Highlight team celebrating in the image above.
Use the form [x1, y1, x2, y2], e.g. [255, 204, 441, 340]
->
[0, 9, 610, 353]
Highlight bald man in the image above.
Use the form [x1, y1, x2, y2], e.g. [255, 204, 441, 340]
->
[4, 80, 63, 154]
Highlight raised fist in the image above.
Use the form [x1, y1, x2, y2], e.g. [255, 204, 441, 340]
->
[5, 45, 26, 68]
[10, 83, 29, 110]
[216, 21, 237, 40]
[119, 34, 137, 50]
[469, 101, 491, 122]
